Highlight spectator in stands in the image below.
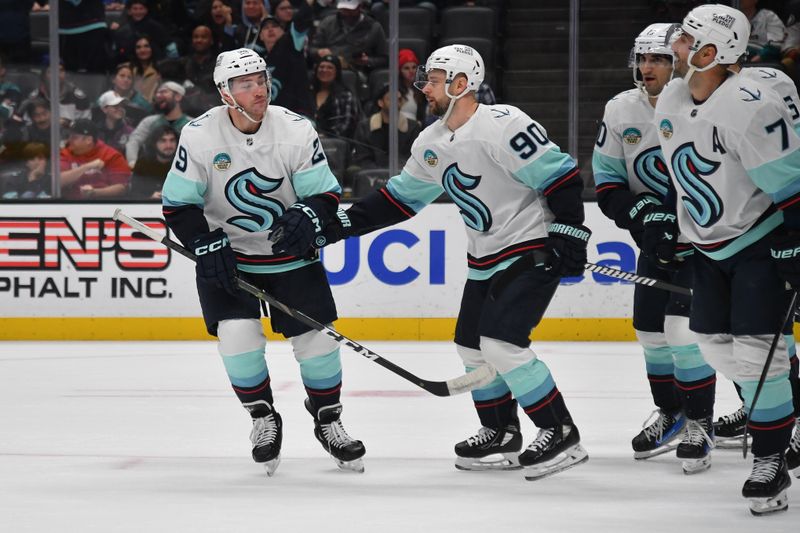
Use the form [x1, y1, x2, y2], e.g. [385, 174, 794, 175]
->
[742, 0, 786, 63]
[108, 62, 153, 125]
[18, 99, 53, 147]
[311, 54, 359, 139]
[310, 0, 388, 75]
[94, 90, 134, 155]
[181, 25, 220, 116]
[26, 62, 91, 128]
[269, 0, 313, 53]
[129, 123, 176, 199]
[43, 0, 111, 74]
[111, 0, 178, 64]
[202, 0, 239, 52]
[238, 0, 270, 53]
[131, 35, 163, 103]
[60, 119, 131, 200]
[1, 142, 50, 199]
[398, 48, 427, 122]
[260, 16, 313, 116]
[271, 0, 296, 28]
[126, 80, 192, 166]
[348, 83, 419, 174]
[0, 58, 23, 123]
[0, 0, 34, 64]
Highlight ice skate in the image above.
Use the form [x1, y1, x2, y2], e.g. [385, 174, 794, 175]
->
[454, 423, 522, 471]
[786, 418, 800, 478]
[631, 409, 685, 460]
[305, 399, 366, 473]
[742, 453, 791, 516]
[713, 406, 750, 449]
[676, 417, 714, 475]
[518, 418, 588, 481]
[243, 400, 282, 477]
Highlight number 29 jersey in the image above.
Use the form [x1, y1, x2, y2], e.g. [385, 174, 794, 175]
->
[653, 75, 800, 260]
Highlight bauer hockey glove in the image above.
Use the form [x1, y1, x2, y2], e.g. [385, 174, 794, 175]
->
[269, 202, 324, 256]
[770, 231, 800, 290]
[190, 228, 239, 296]
[641, 207, 678, 267]
[626, 193, 661, 248]
[545, 222, 592, 278]
[312, 207, 353, 249]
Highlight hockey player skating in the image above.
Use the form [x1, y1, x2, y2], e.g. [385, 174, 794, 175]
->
[593, 23, 716, 474]
[276, 44, 591, 481]
[161, 48, 365, 476]
[649, 4, 798, 515]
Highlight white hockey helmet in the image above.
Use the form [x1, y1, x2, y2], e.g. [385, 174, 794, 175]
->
[213, 48, 270, 122]
[681, 4, 750, 72]
[631, 23, 680, 90]
[415, 44, 485, 94]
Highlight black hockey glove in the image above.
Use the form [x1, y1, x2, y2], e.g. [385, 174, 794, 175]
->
[641, 206, 678, 267]
[312, 207, 354, 249]
[626, 194, 661, 248]
[190, 228, 239, 296]
[545, 222, 592, 278]
[771, 230, 800, 290]
[269, 202, 324, 256]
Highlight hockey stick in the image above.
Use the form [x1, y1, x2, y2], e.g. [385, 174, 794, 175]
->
[742, 290, 798, 458]
[112, 209, 496, 396]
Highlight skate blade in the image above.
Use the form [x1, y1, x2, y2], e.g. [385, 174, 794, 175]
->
[334, 457, 365, 473]
[633, 442, 679, 460]
[523, 444, 589, 481]
[748, 489, 789, 516]
[261, 455, 281, 477]
[455, 453, 521, 471]
[681, 455, 711, 475]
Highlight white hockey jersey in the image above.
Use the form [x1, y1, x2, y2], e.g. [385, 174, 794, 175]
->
[384, 104, 579, 280]
[162, 105, 341, 274]
[737, 66, 800, 129]
[654, 75, 800, 260]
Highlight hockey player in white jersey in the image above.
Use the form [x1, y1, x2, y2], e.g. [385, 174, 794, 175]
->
[593, 23, 716, 474]
[648, 4, 799, 514]
[160, 48, 365, 476]
[284, 44, 591, 480]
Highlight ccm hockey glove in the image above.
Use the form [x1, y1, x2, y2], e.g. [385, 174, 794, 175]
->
[545, 222, 592, 278]
[771, 231, 800, 290]
[312, 207, 354, 249]
[270, 202, 325, 256]
[190, 228, 239, 296]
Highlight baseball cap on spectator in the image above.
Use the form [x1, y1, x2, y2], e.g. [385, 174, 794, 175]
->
[98, 90, 125, 107]
[159, 81, 186, 96]
[398, 48, 419, 69]
[260, 15, 280, 29]
[337, 0, 361, 9]
[70, 119, 98, 139]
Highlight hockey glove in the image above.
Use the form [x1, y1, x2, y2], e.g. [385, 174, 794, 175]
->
[641, 206, 678, 267]
[269, 202, 324, 256]
[190, 228, 239, 296]
[626, 194, 661, 248]
[771, 230, 800, 290]
[545, 222, 592, 278]
[312, 207, 354, 249]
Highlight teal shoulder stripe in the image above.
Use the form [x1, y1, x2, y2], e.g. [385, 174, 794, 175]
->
[386, 170, 443, 213]
[514, 147, 577, 191]
[748, 148, 800, 194]
[697, 211, 783, 260]
[162, 171, 206, 207]
[293, 165, 342, 199]
[592, 151, 629, 185]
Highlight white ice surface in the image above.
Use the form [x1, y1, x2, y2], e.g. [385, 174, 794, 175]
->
[0, 341, 796, 532]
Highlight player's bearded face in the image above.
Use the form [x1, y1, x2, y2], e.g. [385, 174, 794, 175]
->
[670, 31, 693, 77]
[230, 72, 269, 118]
[420, 72, 451, 117]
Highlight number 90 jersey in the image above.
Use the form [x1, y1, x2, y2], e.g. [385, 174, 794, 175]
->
[653, 76, 800, 260]
[390, 104, 579, 280]
[162, 105, 340, 273]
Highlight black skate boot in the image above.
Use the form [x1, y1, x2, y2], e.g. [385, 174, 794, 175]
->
[631, 409, 685, 460]
[742, 453, 792, 516]
[243, 400, 282, 477]
[518, 418, 588, 481]
[305, 399, 366, 473]
[787, 419, 800, 478]
[713, 406, 749, 449]
[454, 422, 522, 471]
[676, 417, 714, 475]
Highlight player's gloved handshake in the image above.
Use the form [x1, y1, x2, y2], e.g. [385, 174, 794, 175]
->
[626, 193, 661, 248]
[770, 230, 800, 290]
[545, 222, 592, 278]
[190, 228, 239, 296]
[641, 206, 678, 267]
[270, 201, 326, 257]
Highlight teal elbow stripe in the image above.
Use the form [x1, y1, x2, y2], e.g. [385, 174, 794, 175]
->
[298, 349, 342, 381]
[593, 172, 628, 186]
[503, 359, 555, 406]
[302, 371, 342, 390]
[469, 370, 511, 401]
[643, 345, 673, 365]
[516, 148, 576, 190]
[387, 170, 443, 212]
[748, 148, 800, 194]
[293, 165, 341, 198]
[221, 349, 268, 387]
[162, 171, 206, 206]
[697, 212, 783, 260]
[238, 258, 317, 274]
[591, 152, 629, 185]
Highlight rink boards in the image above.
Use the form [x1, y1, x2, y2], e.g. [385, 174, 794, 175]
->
[0, 203, 645, 340]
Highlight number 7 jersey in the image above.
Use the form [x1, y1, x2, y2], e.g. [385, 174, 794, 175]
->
[653, 75, 800, 260]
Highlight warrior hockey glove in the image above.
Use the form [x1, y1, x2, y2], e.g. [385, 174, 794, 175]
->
[190, 228, 239, 296]
[641, 206, 678, 267]
[770, 230, 800, 290]
[626, 194, 661, 247]
[270, 202, 324, 256]
[545, 222, 592, 278]
[312, 207, 353, 249]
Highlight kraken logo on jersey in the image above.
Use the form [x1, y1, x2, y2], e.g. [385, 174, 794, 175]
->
[225, 168, 286, 232]
[442, 163, 492, 232]
[671, 143, 723, 228]
[633, 146, 670, 197]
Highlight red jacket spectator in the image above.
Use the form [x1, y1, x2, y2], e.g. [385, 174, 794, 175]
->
[60, 119, 131, 200]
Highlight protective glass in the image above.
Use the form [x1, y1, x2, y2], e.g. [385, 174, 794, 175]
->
[230, 72, 269, 94]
